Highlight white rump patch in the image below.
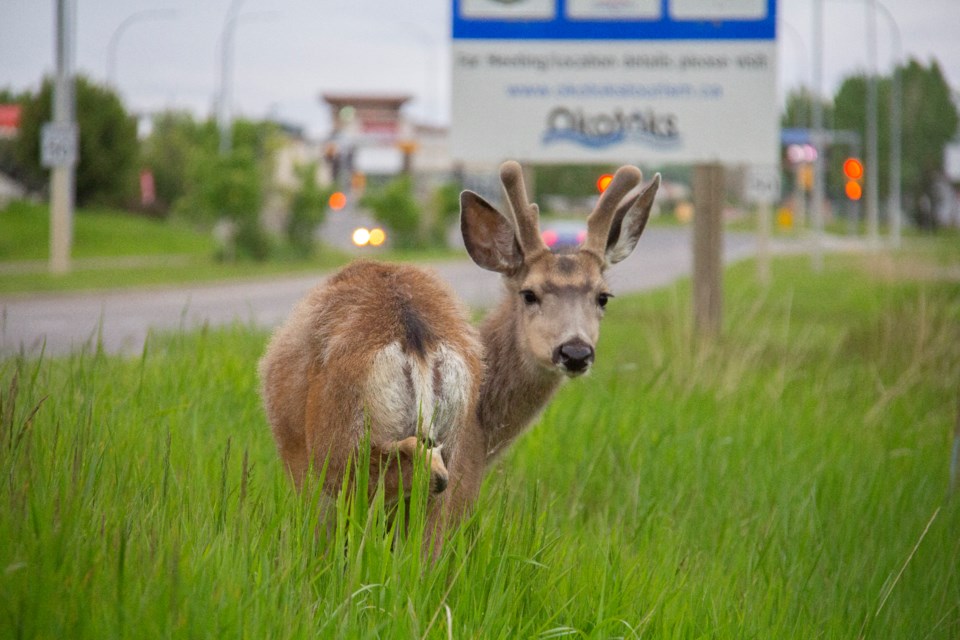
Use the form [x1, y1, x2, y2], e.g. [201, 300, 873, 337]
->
[365, 342, 473, 445]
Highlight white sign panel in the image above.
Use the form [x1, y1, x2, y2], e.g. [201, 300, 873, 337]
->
[452, 0, 778, 166]
[744, 165, 781, 204]
[41, 122, 78, 168]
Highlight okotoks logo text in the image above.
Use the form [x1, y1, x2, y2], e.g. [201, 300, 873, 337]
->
[542, 106, 681, 149]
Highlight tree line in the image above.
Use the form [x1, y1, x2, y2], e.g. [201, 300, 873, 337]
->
[783, 58, 958, 229]
[1, 58, 956, 258]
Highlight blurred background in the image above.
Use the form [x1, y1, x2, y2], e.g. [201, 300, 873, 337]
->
[0, 0, 958, 267]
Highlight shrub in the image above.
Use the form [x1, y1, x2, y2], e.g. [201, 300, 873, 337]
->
[361, 175, 422, 249]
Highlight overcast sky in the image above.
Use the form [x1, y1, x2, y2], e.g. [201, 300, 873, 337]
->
[1, 0, 958, 139]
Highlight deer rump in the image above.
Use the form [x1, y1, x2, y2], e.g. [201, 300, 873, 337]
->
[259, 260, 483, 497]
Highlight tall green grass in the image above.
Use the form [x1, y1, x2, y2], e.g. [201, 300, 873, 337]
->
[1, 253, 958, 638]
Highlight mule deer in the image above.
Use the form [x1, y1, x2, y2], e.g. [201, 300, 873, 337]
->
[258, 160, 659, 538]
[460, 161, 660, 463]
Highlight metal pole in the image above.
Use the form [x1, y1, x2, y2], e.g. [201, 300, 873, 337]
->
[876, 1, 902, 248]
[216, 5, 276, 156]
[107, 9, 177, 89]
[810, 0, 825, 271]
[50, 0, 76, 275]
[864, 0, 880, 247]
[217, 0, 245, 156]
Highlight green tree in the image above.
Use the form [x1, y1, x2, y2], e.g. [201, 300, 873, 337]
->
[140, 111, 217, 216]
[287, 162, 330, 257]
[899, 59, 958, 228]
[832, 59, 959, 228]
[361, 175, 422, 249]
[15, 75, 138, 207]
[781, 86, 834, 130]
[427, 181, 461, 248]
[178, 149, 268, 260]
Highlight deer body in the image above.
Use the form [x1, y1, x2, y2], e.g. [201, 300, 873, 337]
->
[259, 260, 484, 508]
[259, 161, 659, 540]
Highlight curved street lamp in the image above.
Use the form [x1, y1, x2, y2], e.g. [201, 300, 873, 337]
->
[106, 9, 177, 89]
[216, 1, 278, 155]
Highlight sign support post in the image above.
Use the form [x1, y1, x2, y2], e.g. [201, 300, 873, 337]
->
[47, 0, 77, 275]
[693, 163, 724, 335]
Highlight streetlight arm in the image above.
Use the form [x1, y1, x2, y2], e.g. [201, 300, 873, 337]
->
[107, 9, 177, 88]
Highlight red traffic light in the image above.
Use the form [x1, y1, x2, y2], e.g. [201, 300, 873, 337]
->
[596, 173, 613, 193]
[843, 158, 863, 180]
[329, 191, 347, 211]
[845, 181, 863, 201]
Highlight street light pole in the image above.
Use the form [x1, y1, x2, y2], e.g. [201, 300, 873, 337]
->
[810, 0, 826, 271]
[217, 0, 246, 156]
[864, 0, 880, 247]
[875, 0, 903, 248]
[106, 9, 177, 89]
[216, 3, 277, 156]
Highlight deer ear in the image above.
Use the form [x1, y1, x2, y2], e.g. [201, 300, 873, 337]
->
[460, 190, 524, 274]
[604, 174, 660, 265]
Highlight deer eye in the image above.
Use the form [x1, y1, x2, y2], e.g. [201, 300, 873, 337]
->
[519, 289, 540, 306]
[597, 292, 613, 309]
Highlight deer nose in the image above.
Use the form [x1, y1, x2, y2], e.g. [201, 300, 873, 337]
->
[553, 339, 594, 374]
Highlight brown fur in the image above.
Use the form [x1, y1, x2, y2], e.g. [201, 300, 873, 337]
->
[258, 260, 485, 529]
[259, 161, 660, 544]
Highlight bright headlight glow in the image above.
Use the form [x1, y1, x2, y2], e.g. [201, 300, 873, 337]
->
[368, 228, 386, 246]
[352, 227, 371, 246]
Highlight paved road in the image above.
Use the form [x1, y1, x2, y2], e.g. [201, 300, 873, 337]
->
[0, 228, 785, 357]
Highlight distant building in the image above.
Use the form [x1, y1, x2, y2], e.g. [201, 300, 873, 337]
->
[319, 93, 455, 185]
[0, 104, 20, 139]
[0, 104, 26, 206]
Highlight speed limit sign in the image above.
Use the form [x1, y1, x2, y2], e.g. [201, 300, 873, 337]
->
[41, 122, 78, 168]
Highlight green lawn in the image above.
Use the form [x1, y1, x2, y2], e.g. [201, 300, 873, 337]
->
[1, 248, 959, 638]
[0, 200, 215, 261]
[0, 201, 470, 295]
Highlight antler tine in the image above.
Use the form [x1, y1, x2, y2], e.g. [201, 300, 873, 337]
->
[500, 160, 547, 255]
[583, 165, 643, 258]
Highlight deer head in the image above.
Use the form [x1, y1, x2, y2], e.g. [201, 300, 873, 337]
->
[461, 161, 660, 378]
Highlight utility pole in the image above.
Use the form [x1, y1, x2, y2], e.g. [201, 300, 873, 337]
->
[876, 0, 903, 249]
[217, 0, 246, 156]
[810, 0, 826, 272]
[216, 2, 276, 156]
[46, 0, 77, 275]
[864, 0, 880, 247]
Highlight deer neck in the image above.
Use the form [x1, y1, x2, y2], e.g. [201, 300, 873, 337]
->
[477, 296, 564, 464]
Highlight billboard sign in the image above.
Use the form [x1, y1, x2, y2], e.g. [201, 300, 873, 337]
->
[451, 0, 778, 165]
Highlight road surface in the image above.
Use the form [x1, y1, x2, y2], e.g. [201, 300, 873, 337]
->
[0, 228, 783, 357]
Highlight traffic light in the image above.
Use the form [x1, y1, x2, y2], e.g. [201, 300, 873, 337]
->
[843, 157, 863, 201]
[329, 191, 347, 211]
[596, 173, 613, 193]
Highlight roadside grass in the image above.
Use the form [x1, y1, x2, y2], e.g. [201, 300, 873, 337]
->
[1, 249, 959, 638]
[0, 200, 215, 261]
[0, 200, 462, 295]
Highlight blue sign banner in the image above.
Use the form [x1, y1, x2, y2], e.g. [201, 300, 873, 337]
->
[453, 0, 776, 41]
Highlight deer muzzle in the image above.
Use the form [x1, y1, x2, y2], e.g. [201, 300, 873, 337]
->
[553, 339, 595, 376]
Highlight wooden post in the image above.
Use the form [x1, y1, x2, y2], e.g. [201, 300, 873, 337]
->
[693, 163, 724, 336]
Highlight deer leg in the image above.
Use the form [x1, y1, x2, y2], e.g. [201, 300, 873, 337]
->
[423, 425, 485, 556]
[370, 436, 449, 502]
